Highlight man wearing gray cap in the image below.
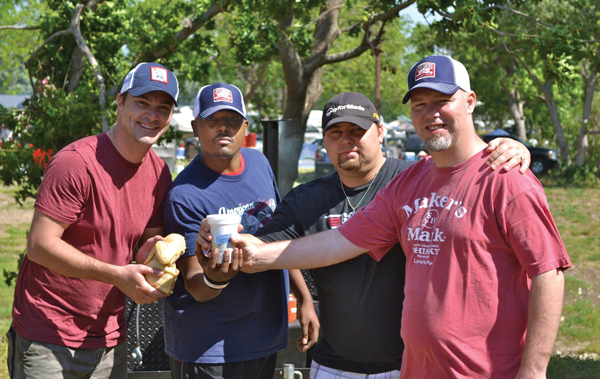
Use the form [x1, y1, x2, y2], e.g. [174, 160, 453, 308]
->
[8, 62, 179, 379]
[198, 87, 532, 378]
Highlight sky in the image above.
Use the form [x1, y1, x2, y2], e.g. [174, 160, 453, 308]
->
[404, 3, 442, 24]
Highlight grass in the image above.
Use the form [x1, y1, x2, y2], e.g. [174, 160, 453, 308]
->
[0, 176, 598, 377]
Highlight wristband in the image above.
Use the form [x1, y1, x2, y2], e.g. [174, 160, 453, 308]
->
[203, 274, 229, 290]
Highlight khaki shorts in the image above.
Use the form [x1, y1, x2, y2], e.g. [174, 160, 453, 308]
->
[310, 361, 401, 379]
[6, 326, 127, 379]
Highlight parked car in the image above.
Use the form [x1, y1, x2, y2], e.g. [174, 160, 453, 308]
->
[481, 130, 559, 175]
[399, 133, 428, 161]
[313, 139, 396, 178]
[314, 140, 335, 178]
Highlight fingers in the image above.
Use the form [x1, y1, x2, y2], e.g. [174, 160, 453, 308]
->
[298, 322, 310, 352]
[486, 145, 518, 171]
[518, 154, 530, 174]
[231, 248, 243, 270]
[207, 248, 220, 270]
[485, 137, 531, 174]
[136, 235, 164, 263]
[196, 231, 212, 252]
[134, 289, 167, 305]
[137, 263, 164, 277]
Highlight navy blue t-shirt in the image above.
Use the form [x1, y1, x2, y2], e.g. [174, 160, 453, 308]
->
[162, 148, 289, 364]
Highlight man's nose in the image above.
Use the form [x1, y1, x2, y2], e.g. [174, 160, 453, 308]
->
[146, 106, 160, 122]
[425, 103, 441, 118]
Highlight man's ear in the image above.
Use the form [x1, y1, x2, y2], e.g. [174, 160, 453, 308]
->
[191, 119, 199, 138]
[377, 123, 385, 144]
[244, 120, 249, 136]
[466, 91, 477, 115]
[116, 93, 125, 114]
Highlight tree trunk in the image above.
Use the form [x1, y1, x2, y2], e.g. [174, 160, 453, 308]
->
[374, 42, 382, 114]
[575, 62, 598, 166]
[275, 0, 342, 195]
[502, 84, 527, 140]
[542, 80, 569, 164]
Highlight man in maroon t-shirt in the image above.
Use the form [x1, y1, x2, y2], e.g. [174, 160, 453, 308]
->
[8, 62, 179, 379]
[227, 56, 569, 379]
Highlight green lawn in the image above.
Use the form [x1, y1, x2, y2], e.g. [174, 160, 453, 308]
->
[0, 177, 599, 377]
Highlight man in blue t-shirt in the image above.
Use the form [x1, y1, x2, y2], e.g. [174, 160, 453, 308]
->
[162, 83, 317, 379]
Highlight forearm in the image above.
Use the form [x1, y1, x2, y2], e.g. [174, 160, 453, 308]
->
[27, 232, 121, 285]
[178, 256, 223, 302]
[289, 269, 312, 305]
[517, 269, 565, 378]
[182, 272, 223, 302]
[252, 229, 366, 270]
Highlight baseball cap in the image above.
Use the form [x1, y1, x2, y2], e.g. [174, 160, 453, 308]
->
[193, 83, 247, 119]
[321, 92, 380, 133]
[120, 62, 179, 105]
[402, 55, 471, 104]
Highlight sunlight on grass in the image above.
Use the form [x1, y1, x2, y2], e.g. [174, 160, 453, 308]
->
[560, 300, 600, 352]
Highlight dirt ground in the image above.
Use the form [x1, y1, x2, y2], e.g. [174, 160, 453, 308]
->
[0, 193, 34, 226]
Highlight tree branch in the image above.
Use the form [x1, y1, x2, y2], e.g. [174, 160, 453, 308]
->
[141, 1, 231, 62]
[484, 5, 553, 28]
[70, 3, 109, 131]
[487, 25, 539, 39]
[340, 22, 360, 34]
[305, 0, 416, 73]
[24, 1, 109, 130]
[0, 25, 40, 30]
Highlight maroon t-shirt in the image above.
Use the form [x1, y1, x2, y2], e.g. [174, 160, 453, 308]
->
[12, 133, 171, 348]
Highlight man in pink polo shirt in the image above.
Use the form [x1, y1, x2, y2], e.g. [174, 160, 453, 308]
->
[228, 55, 571, 378]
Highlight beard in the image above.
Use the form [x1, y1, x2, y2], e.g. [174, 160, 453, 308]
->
[424, 134, 452, 152]
[337, 153, 365, 171]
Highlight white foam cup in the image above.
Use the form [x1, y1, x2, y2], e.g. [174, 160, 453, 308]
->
[206, 214, 242, 264]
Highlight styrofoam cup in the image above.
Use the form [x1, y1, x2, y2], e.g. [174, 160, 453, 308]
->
[206, 214, 242, 264]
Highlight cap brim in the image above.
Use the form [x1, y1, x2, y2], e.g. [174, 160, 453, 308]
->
[128, 86, 178, 105]
[401, 82, 461, 104]
[323, 116, 375, 133]
[198, 105, 246, 120]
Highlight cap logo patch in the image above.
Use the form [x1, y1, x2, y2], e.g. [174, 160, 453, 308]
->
[325, 104, 365, 117]
[150, 67, 168, 84]
[213, 88, 233, 103]
[415, 62, 435, 81]
[373, 113, 379, 120]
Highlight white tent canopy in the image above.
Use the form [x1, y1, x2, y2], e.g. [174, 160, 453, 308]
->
[171, 106, 194, 133]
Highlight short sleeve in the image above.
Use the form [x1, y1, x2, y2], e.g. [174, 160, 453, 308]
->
[35, 150, 90, 224]
[500, 185, 570, 278]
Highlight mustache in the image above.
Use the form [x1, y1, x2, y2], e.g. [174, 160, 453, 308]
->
[212, 133, 232, 142]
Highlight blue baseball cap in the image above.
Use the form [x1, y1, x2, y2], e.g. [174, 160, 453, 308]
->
[402, 55, 471, 104]
[193, 83, 247, 119]
[120, 62, 179, 105]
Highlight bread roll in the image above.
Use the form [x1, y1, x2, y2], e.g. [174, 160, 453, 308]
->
[144, 233, 186, 294]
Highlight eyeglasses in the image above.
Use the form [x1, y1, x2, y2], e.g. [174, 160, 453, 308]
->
[202, 116, 244, 128]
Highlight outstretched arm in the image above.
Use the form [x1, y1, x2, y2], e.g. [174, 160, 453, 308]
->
[486, 137, 531, 174]
[232, 229, 367, 272]
[516, 269, 565, 379]
[27, 210, 166, 304]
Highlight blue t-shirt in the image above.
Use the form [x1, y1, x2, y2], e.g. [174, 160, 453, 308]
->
[162, 148, 289, 364]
